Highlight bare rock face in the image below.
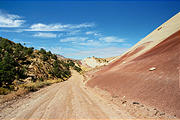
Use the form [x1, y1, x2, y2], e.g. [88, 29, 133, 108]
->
[82, 57, 107, 68]
[81, 56, 108, 68]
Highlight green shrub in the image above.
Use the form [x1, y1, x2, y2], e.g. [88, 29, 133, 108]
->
[39, 48, 46, 54]
[0, 87, 11, 95]
[67, 60, 75, 67]
[41, 54, 48, 61]
[39, 77, 44, 81]
[51, 54, 57, 60]
[0, 53, 16, 87]
[24, 47, 34, 55]
[74, 66, 82, 72]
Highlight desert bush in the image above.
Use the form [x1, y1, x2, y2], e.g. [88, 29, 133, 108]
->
[74, 66, 82, 72]
[39, 48, 46, 54]
[24, 47, 34, 55]
[42, 54, 48, 61]
[0, 87, 11, 95]
[51, 54, 57, 60]
[0, 53, 17, 87]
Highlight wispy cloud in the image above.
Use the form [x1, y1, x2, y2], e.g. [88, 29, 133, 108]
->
[67, 30, 81, 36]
[0, 29, 23, 33]
[43, 46, 129, 59]
[86, 31, 95, 35]
[0, 10, 25, 27]
[33, 32, 57, 38]
[99, 36, 125, 43]
[25, 23, 94, 31]
[85, 31, 101, 36]
[12, 39, 31, 45]
[79, 40, 101, 46]
[47, 47, 62, 53]
[66, 47, 129, 59]
[60, 37, 88, 42]
[44, 46, 78, 55]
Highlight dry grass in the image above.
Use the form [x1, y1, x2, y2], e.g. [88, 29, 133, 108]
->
[81, 66, 92, 73]
[23, 79, 63, 92]
[0, 88, 11, 95]
[0, 78, 63, 104]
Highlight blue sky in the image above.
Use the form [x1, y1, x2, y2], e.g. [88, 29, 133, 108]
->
[0, 0, 180, 59]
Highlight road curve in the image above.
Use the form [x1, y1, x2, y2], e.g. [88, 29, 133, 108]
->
[0, 70, 132, 119]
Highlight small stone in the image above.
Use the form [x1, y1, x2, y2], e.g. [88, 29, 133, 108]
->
[133, 102, 140, 105]
[154, 110, 159, 116]
[112, 95, 118, 98]
[160, 113, 165, 116]
[149, 67, 156, 71]
[122, 101, 127, 104]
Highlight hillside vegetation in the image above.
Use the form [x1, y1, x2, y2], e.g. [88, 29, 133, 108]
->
[0, 37, 81, 95]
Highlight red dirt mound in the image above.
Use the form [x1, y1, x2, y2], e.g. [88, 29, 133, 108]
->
[87, 30, 180, 117]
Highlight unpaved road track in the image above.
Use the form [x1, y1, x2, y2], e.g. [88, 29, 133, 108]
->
[0, 71, 132, 119]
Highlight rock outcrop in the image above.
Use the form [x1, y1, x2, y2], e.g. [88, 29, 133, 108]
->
[81, 56, 108, 68]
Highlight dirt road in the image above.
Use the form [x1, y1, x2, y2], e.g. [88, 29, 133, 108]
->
[0, 70, 132, 119]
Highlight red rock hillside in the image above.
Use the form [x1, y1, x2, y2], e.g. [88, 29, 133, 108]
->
[87, 12, 180, 117]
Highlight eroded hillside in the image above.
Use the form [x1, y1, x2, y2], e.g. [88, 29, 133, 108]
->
[87, 12, 180, 117]
[0, 37, 81, 95]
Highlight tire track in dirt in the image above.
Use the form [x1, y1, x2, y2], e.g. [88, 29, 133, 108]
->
[0, 70, 133, 119]
[16, 83, 67, 119]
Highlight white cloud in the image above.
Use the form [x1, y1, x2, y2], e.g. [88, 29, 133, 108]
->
[55, 30, 80, 38]
[33, 32, 57, 38]
[58, 33, 64, 37]
[79, 40, 101, 46]
[0, 10, 25, 27]
[122, 43, 132, 47]
[86, 31, 95, 35]
[85, 31, 101, 36]
[0, 29, 23, 33]
[26, 23, 65, 31]
[44, 47, 78, 55]
[70, 23, 95, 29]
[25, 23, 94, 31]
[66, 47, 129, 59]
[47, 47, 62, 53]
[60, 37, 88, 42]
[12, 39, 31, 45]
[67, 30, 80, 36]
[42, 46, 130, 59]
[99, 36, 125, 43]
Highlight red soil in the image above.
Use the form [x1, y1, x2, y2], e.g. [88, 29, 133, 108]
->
[87, 30, 180, 117]
[94, 41, 152, 75]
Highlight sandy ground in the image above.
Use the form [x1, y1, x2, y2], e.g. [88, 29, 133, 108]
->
[0, 70, 133, 119]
